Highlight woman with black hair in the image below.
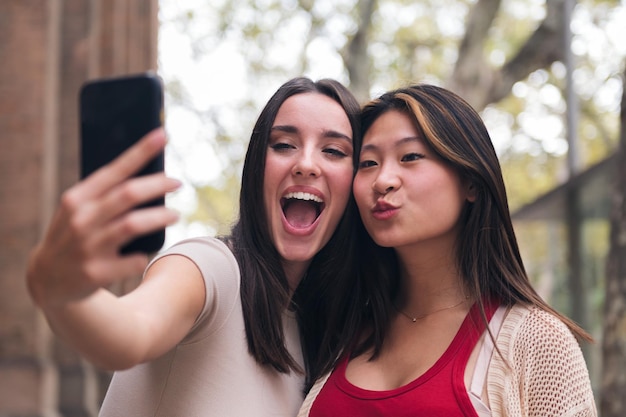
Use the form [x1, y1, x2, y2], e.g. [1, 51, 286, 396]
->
[26, 77, 361, 416]
[299, 84, 596, 417]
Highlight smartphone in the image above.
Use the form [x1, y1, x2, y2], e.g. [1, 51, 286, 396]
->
[79, 72, 165, 254]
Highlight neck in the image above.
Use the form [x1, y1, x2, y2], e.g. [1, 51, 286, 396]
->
[281, 260, 310, 296]
[395, 245, 469, 315]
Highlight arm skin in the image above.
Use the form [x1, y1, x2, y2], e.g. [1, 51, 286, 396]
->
[26, 128, 205, 370]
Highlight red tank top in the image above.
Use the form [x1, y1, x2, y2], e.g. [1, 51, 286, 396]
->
[309, 301, 498, 417]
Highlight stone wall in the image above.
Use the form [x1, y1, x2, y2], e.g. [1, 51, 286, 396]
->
[0, 1, 158, 415]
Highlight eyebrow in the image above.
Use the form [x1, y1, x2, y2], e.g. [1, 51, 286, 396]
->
[361, 135, 420, 152]
[271, 125, 352, 142]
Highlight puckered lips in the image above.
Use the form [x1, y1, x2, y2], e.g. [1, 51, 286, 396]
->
[281, 189, 325, 234]
[371, 199, 399, 221]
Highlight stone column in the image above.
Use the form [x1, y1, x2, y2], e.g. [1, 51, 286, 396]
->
[0, 1, 158, 415]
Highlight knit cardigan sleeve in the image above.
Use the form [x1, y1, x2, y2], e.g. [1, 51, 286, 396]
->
[487, 305, 597, 417]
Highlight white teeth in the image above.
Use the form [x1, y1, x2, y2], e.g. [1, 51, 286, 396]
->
[284, 192, 323, 203]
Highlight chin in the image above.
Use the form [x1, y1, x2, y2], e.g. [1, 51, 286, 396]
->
[280, 249, 318, 263]
[369, 234, 399, 248]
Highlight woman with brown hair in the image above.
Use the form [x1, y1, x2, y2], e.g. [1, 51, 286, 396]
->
[27, 77, 362, 416]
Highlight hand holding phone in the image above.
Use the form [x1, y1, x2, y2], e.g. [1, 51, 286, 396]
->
[80, 73, 167, 254]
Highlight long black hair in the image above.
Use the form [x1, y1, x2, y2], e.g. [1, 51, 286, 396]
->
[353, 84, 592, 359]
[227, 77, 362, 385]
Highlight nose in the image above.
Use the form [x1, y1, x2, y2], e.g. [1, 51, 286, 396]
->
[292, 147, 321, 177]
[372, 166, 400, 195]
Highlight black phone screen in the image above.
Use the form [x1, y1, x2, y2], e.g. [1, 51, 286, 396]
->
[79, 73, 165, 254]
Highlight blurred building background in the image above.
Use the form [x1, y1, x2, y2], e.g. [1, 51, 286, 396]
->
[0, 1, 158, 415]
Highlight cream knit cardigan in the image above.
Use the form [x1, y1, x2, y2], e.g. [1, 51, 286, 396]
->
[298, 304, 597, 417]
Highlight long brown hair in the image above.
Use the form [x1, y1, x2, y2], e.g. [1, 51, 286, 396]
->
[354, 84, 592, 358]
[228, 77, 362, 381]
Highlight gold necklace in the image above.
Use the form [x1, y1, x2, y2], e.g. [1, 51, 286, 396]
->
[396, 297, 469, 323]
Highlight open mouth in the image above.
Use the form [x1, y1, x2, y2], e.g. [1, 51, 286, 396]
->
[281, 192, 325, 229]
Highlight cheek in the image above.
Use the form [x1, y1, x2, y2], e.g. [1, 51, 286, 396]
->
[334, 174, 354, 208]
[418, 177, 466, 219]
[263, 157, 281, 209]
[352, 173, 369, 205]
[329, 161, 355, 192]
[263, 154, 279, 180]
[327, 165, 354, 214]
[264, 154, 291, 187]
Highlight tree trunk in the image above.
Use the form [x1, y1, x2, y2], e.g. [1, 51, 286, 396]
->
[601, 62, 626, 417]
[448, 0, 570, 111]
[343, 0, 376, 104]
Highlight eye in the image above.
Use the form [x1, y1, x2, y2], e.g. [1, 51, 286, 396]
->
[401, 152, 425, 162]
[323, 147, 349, 158]
[358, 159, 377, 169]
[269, 142, 295, 152]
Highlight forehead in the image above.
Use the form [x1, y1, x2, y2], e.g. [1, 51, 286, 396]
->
[273, 93, 352, 135]
[363, 110, 421, 145]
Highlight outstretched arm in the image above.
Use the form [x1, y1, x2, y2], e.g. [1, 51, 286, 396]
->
[26, 128, 205, 370]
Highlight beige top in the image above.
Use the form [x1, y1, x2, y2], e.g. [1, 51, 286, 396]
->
[99, 236, 305, 417]
[298, 304, 597, 417]
[487, 305, 596, 417]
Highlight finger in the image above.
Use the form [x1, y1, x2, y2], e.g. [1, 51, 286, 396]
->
[94, 206, 180, 251]
[43, 173, 179, 273]
[26, 237, 150, 307]
[74, 128, 167, 200]
[83, 174, 181, 229]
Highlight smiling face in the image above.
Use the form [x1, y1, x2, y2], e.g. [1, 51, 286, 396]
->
[354, 110, 474, 255]
[264, 92, 354, 280]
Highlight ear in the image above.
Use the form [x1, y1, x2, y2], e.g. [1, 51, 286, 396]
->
[465, 182, 477, 203]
